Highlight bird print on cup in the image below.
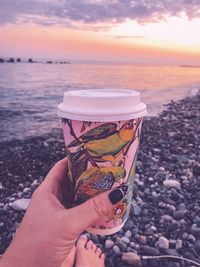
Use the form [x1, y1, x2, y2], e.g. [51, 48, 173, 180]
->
[62, 118, 142, 224]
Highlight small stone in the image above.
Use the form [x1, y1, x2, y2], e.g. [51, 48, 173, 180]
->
[193, 163, 200, 176]
[169, 239, 176, 249]
[176, 239, 183, 250]
[161, 215, 173, 222]
[163, 180, 181, 189]
[105, 240, 114, 250]
[187, 234, 196, 242]
[9, 197, 16, 202]
[173, 210, 185, 220]
[90, 235, 98, 243]
[141, 246, 159, 256]
[191, 227, 200, 237]
[118, 242, 127, 252]
[150, 226, 157, 231]
[0, 183, 3, 189]
[125, 230, 132, 239]
[194, 216, 200, 225]
[127, 247, 135, 252]
[112, 245, 120, 254]
[178, 203, 186, 210]
[182, 233, 188, 239]
[23, 187, 30, 193]
[122, 252, 142, 266]
[132, 204, 142, 216]
[130, 242, 136, 248]
[138, 235, 147, 245]
[31, 180, 38, 187]
[124, 219, 134, 230]
[194, 240, 200, 253]
[164, 249, 179, 256]
[0, 222, 5, 234]
[168, 222, 179, 232]
[12, 198, 31, 211]
[121, 236, 130, 244]
[137, 181, 144, 186]
[144, 228, 154, 236]
[157, 236, 169, 250]
[17, 192, 23, 198]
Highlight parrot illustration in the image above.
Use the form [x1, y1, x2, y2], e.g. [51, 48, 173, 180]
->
[74, 166, 126, 205]
[68, 120, 136, 166]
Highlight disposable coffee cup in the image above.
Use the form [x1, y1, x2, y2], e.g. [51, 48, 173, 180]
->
[57, 89, 147, 235]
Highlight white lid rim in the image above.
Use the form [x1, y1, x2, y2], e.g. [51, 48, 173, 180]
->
[57, 109, 147, 122]
[64, 89, 140, 98]
[57, 102, 146, 115]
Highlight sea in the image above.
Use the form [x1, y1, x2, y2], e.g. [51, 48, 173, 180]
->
[0, 61, 200, 142]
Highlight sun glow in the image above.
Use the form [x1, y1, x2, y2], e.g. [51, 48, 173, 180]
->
[0, 12, 200, 64]
[109, 15, 200, 54]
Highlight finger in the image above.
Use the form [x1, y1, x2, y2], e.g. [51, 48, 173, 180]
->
[68, 186, 126, 232]
[40, 158, 68, 193]
[37, 158, 74, 207]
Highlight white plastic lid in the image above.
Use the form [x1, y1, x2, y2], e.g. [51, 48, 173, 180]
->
[57, 89, 147, 122]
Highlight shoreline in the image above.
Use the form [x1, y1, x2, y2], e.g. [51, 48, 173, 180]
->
[0, 93, 200, 266]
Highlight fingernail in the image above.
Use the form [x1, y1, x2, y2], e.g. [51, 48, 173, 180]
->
[118, 184, 128, 195]
[109, 188, 125, 204]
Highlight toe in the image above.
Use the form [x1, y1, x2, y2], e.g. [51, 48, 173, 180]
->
[76, 235, 88, 249]
[86, 240, 93, 250]
[100, 253, 105, 261]
[96, 247, 102, 257]
[91, 243, 97, 253]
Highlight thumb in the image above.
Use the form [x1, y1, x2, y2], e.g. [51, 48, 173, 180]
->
[69, 186, 127, 232]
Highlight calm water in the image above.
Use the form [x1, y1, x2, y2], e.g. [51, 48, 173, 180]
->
[0, 62, 200, 142]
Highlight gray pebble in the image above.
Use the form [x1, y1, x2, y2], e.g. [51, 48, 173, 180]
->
[105, 240, 114, 250]
[121, 236, 130, 244]
[124, 219, 134, 230]
[118, 242, 127, 252]
[112, 245, 121, 254]
[168, 222, 179, 232]
[161, 215, 173, 222]
[176, 239, 183, 250]
[138, 235, 147, 245]
[124, 230, 132, 239]
[12, 198, 31, 211]
[141, 246, 159, 256]
[157, 236, 169, 250]
[23, 188, 30, 193]
[122, 252, 142, 266]
[132, 204, 142, 216]
[191, 227, 200, 237]
[163, 180, 181, 189]
[187, 234, 196, 242]
[173, 210, 185, 220]
[130, 242, 136, 248]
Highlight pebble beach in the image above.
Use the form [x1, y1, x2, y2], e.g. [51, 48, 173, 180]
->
[0, 92, 200, 267]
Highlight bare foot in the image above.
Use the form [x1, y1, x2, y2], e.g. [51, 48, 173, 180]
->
[75, 235, 105, 267]
[61, 245, 76, 267]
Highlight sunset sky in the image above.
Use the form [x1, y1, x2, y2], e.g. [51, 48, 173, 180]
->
[0, 0, 200, 64]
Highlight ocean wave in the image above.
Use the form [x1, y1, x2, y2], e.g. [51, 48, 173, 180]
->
[0, 109, 22, 118]
[0, 108, 40, 119]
